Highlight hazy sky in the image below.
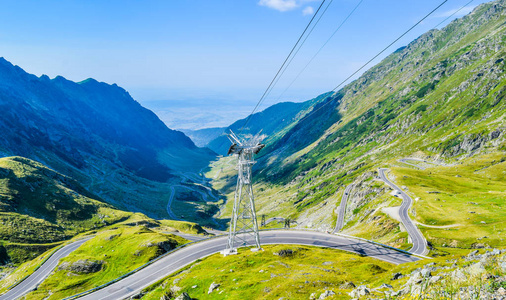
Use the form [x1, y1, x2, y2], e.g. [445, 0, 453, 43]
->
[0, 0, 488, 112]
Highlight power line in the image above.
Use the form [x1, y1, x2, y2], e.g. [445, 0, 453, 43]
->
[295, 0, 449, 126]
[434, 0, 474, 29]
[265, 0, 335, 106]
[273, 0, 364, 105]
[240, 0, 328, 132]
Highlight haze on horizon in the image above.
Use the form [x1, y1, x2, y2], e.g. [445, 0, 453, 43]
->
[0, 0, 488, 128]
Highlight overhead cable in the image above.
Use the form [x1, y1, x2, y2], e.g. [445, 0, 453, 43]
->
[240, 0, 328, 132]
[295, 0, 449, 126]
[273, 0, 365, 105]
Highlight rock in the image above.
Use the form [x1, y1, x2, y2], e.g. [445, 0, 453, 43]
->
[451, 269, 466, 282]
[392, 272, 403, 280]
[309, 292, 317, 300]
[491, 248, 501, 256]
[498, 287, 506, 296]
[396, 286, 410, 296]
[349, 286, 369, 298]
[468, 250, 479, 257]
[174, 292, 191, 300]
[429, 275, 441, 284]
[274, 249, 294, 257]
[339, 281, 356, 289]
[319, 290, 336, 299]
[407, 271, 423, 285]
[104, 234, 119, 241]
[472, 243, 487, 249]
[191, 285, 197, 289]
[379, 283, 393, 289]
[58, 259, 104, 274]
[420, 268, 432, 278]
[208, 282, 220, 294]
[500, 262, 506, 272]
[467, 262, 486, 277]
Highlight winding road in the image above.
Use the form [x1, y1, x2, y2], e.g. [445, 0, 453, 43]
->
[0, 230, 423, 300]
[333, 184, 354, 234]
[398, 158, 440, 170]
[72, 230, 420, 300]
[0, 237, 92, 300]
[378, 168, 428, 255]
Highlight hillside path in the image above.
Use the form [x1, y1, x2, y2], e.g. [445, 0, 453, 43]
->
[333, 184, 354, 233]
[0, 237, 92, 300]
[378, 168, 428, 256]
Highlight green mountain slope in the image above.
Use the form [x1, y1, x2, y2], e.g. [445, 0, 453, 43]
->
[0, 58, 217, 219]
[210, 0, 506, 252]
[204, 94, 330, 155]
[0, 156, 132, 264]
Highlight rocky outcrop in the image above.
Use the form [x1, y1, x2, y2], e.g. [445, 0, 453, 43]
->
[58, 259, 104, 274]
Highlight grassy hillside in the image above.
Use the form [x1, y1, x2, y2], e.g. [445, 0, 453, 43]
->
[17, 224, 188, 300]
[139, 245, 506, 299]
[0, 156, 132, 264]
[209, 0, 506, 253]
[205, 95, 329, 155]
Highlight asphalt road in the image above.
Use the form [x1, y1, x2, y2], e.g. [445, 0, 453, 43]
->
[398, 158, 429, 169]
[378, 168, 428, 255]
[74, 230, 420, 300]
[333, 184, 354, 234]
[0, 237, 92, 300]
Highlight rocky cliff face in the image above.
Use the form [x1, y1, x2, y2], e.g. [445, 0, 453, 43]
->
[0, 58, 214, 181]
[0, 58, 217, 217]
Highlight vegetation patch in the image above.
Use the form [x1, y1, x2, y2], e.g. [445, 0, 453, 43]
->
[21, 225, 188, 300]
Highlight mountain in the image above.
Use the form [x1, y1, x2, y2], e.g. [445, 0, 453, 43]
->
[202, 95, 330, 155]
[0, 58, 214, 180]
[211, 0, 506, 250]
[0, 59, 216, 217]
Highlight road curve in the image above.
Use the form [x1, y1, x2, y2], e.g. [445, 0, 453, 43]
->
[0, 237, 92, 300]
[333, 184, 354, 233]
[74, 230, 420, 300]
[378, 168, 428, 255]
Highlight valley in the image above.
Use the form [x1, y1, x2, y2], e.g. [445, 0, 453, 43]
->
[0, 0, 505, 299]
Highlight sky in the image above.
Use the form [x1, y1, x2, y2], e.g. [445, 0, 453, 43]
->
[0, 0, 490, 127]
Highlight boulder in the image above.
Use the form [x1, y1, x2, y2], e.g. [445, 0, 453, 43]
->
[208, 282, 220, 294]
[349, 286, 370, 298]
[319, 290, 336, 299]
[175, 292, 191, 300]
[339, 281, 356, 289]
[274, 249, 294, 257]
[58, 259, 104, 274]
[467, 262, 486, 277]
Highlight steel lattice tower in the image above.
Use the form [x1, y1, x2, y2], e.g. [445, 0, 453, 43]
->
[222, 131, 265, 255]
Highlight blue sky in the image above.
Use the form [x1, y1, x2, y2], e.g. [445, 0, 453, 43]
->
[0, 0, 489, 115]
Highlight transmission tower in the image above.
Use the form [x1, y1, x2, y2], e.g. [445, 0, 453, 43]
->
[222, 130, 265, 255]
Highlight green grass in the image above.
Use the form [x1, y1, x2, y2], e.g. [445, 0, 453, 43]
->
[0, 156, 133, 264]
[158, 219, 208, 235]
[21, 225, 188, 300]
[0, 242, 64, 294]
[140, 245, 394, 300]
[390, 152, 506, 249]
[139, 245, 506, 300]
